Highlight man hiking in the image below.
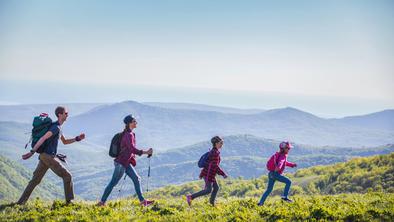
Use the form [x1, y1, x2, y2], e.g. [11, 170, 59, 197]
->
[17, 106, 85, 205]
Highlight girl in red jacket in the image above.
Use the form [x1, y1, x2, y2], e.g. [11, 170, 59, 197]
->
[258, 141, 297, 206]
[186, 136, 227, 206]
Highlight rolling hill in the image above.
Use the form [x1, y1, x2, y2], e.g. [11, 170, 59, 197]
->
[1, 119, 393, 200]
[2, 154, 393, 222]
[0, 155, 62, 202]
[148, 152, 394, 199]
[76, 135, 393, 200]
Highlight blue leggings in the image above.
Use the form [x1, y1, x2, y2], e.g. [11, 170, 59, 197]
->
[100, 161, 144, 202]
[258, 171, 292, 205]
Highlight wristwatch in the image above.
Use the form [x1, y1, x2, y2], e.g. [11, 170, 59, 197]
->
[30, 149, 35, 154]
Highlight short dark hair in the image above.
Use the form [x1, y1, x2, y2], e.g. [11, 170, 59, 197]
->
[211, 136, 223, 146]
[123, 114, 135, 125]
[55, 106, 66, 117]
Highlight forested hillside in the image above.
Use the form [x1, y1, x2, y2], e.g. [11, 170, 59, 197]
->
[0, 155, 62, 203]
[147, 153, 394, 198]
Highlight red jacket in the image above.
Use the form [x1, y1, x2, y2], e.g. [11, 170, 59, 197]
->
[115, 130, 143, 168]
[199, 147, 227, 182]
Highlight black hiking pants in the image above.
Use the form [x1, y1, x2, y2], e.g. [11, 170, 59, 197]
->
[191, 177, 219, 205]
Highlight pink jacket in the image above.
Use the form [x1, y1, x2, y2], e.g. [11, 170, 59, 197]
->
[266, 152, 296, 174]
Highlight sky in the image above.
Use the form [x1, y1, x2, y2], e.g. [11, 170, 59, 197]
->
[0, 0, 393, 117]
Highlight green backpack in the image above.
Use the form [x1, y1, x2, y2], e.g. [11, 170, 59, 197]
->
[30, 113, 53, 153]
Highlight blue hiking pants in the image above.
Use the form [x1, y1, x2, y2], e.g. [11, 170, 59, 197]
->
[258, 171, 292, 205]
[100, 161, 144, 202]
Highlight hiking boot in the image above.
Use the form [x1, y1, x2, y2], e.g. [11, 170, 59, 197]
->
[281, 197, 293, 202]
[97, 201, 105, 207]
[141, 200, 154, 207]
[66, 200, 75, 205]
[186, 195, 192, 206]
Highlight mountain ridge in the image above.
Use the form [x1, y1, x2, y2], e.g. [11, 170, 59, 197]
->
[63, 100, 394, 149]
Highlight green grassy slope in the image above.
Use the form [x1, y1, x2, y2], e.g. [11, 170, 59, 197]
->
[0, 193, 393, 221]
[0, 155, 62, 203]
[1, 153, 393, 221]
[147, 153, 394, 199]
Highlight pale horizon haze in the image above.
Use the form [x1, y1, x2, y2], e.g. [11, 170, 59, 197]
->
[0, 0, 393, 117]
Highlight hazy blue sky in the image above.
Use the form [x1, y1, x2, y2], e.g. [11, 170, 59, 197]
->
[0, 0, 393, 117]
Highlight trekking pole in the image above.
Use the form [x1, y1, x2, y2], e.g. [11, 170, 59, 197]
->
[146, 154, 152, 192]
[24, 136, 32, 149]
[117, 174, 127, 199]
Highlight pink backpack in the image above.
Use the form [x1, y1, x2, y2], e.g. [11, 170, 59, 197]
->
[266, 153, 279, 172]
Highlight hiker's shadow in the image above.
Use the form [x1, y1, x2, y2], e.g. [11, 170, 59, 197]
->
[0, 203, 17, 211]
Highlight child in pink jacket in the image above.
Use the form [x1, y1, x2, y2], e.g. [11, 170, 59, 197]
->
[258, 141, 297, 206]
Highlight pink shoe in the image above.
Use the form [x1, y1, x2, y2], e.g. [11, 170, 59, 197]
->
[141, 200, 155, 207]
[186, 195, 192, 206]
[97, 201, 105, 206]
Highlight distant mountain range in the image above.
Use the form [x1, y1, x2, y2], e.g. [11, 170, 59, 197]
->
[332, 109, 394, 131]
[1, 100, 392, 150]
[61, 100, 394, 149]
[0, 103, 104, 123]
[144, 102, 265, 114]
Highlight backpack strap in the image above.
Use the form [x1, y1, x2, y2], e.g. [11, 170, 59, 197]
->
[40, 122, 60, 152]
[273, 152, 280, 168]
[207, 148, 213, 160]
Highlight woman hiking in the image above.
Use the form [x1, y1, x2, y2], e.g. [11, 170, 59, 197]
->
[98, 114, 154, 207]
[258, 141, 297, 206]
[186, 136, 228, 206]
